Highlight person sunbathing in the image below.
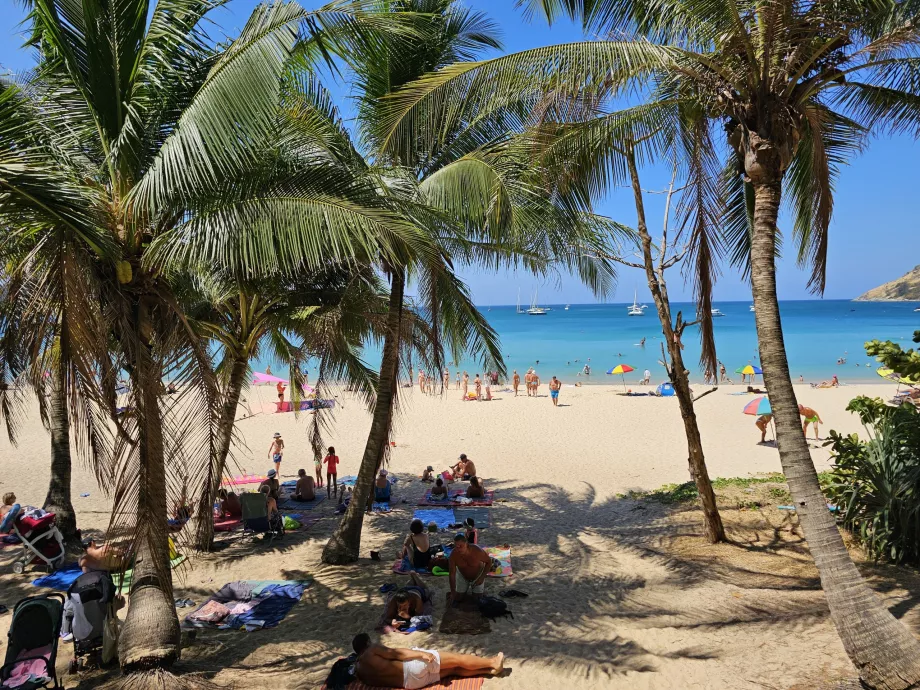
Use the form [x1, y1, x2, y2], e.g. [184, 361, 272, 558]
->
[383, 573, 431, 631]
[466, 476, 485, 499]
[400, 519, 448, 571]
[0, 492, 16, 519]
[430, 477, 448, 499]
[374, 469, 392, 502]
[353, 633, 504, 689]
[217, 489, 242, 519]
[79, 540, 127, 573]
[293, 469, 315, 501]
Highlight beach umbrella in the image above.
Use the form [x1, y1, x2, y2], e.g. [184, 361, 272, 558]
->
[736, 364, 763, 383]
[252, 372, 288, 385]
[742, 396, 772, 416]
[877, 367, 917, 386]
[607, 363, 635, 390]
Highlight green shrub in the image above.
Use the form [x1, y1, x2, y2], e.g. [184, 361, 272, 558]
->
[825, 396, 920, 564]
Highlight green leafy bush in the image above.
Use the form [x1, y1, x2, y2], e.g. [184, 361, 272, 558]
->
[825, 397, 920, 564]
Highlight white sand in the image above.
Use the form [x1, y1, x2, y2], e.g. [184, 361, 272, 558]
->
[1, 381, 915, 689]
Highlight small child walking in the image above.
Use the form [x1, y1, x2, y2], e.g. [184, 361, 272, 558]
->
[314, 455, 324, 487]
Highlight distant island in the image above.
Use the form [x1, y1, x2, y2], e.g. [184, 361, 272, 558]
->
[855, 265, 920, 301]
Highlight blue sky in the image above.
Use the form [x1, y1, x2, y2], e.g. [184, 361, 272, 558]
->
[3, 0, 918, 305]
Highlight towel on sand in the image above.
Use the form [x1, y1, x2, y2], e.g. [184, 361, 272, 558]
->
[323, 678, 484, 690]
[484, 547, 512, 577]
[418, 490, 494, 507]
[278, 495, 326, 511]
[214, 517, 241, 532]
[453, 507, 491, 529]
[440, 594, 491, 635]
[182, 579, 310, 631]
[32, 555, 188, 592]
[413, 508, 456, 529]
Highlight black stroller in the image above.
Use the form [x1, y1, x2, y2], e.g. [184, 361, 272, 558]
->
[63, 570, 117, 672]
[0, 593, 65, 690]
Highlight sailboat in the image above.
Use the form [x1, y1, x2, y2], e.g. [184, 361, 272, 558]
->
[564, 304, 570, 311]
[627, 289, 645, 316]
[516, 289, 525, 314]
[526, 289, 548, 315]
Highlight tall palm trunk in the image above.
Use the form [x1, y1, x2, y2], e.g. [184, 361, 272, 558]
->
[626, 150, 724, 543]
[750, 180, 920, 689]
[195, 356, 249, 551]
[43, 356, 78, 542]
[119, 296, 180, 672]
[322, 268, 404, 564]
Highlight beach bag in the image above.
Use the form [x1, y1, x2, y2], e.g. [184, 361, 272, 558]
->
[325, 655, 357, 690]
[478, 595, 513, 621]
[102, 607, 120, 665]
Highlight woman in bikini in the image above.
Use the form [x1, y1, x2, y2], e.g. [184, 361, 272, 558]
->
[400, 519, 448, 571]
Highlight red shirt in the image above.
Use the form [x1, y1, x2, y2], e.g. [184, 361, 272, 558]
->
[323, 454, 340, 474]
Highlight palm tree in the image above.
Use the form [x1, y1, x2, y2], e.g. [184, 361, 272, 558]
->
[320, 0, 617, 564]
[375, 0, 920, 683]
[2, 0, 436, 680]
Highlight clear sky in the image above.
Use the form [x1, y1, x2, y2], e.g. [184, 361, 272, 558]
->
[3, 0, 918, 305]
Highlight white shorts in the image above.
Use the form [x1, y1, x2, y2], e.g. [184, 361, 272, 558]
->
[456, 569, 485, 594]
[403, 648, 441, 689]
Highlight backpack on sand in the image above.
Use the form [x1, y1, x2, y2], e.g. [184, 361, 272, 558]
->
[478, 595, 513, 621]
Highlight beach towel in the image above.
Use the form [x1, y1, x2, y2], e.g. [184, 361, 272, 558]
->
[371, 502, 391, 513]
[413, 508, 456, 530]
[337, 475, 358, 488]
[484, 547, 512, 577]
[31, 562, 82, 590]
[440, 595, 491, 635]
[392, 557, 433, 576]
[440, 470, 454, 484]
[182, 579, 310, 631]
[221, 474, 267, 487]
[453, 508, 491, 529]
[214, 517, 241, 532]
[418, 490, 494, 507]
[278, 495, 326, 511]
[324, 678, 484, 690]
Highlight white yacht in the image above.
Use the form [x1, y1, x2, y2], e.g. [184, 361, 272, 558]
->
[627, 289, 646, 316]
[526, 290, 548, 315]
[711, 308, 725, 317]
[564, 304, 570, 311]
[749, 304, 755, 312]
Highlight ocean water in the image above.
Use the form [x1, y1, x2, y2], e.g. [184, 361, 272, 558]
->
[255, 300, 920, 384]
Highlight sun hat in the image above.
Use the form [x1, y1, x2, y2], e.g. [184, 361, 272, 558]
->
[379, 469, 388, 476]
[267, 469, 277, 478]
[273, 432, 281, 438]
[459, 453, 467, 460]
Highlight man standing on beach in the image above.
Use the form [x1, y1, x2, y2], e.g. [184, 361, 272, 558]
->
[461, 372, 469, 400]
[549, 376, 561, 406]
[418, 370, 426, 393]
[798, 404, 823, 439]
[532, 371, 540, 396]
[719, 361, 727, 382]
[512, 370, 520, 396]
[268, 432, 284, 476]
[443, 368, 450, 390]
[643, 369, 651, 385]
[448, 533, 492, 603]
[524, 369, 533, 396]
[276, 380, 286, 411]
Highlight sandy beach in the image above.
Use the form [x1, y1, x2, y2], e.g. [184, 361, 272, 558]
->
[1, 380, 917, 689]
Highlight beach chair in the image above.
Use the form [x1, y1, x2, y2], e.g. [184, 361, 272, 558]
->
[1, 593, 65, 689]
[240, 493, 284, 545]
[0, 505, 66, 575]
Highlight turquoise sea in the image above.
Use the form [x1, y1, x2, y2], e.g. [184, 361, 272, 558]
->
[255, 300, 920, 384]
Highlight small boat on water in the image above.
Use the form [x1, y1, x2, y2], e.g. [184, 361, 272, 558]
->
[711, 308, 725, 317]
[564, 304, 570, 311]
[627, 289, 646, 316]
[526, 289, 548, 315]
[749, 304, 755, 312]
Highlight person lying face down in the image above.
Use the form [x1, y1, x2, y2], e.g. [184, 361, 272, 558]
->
[352, 632, 504, 689]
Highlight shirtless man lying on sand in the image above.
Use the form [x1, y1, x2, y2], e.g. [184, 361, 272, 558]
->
[353, 633, 504, 689]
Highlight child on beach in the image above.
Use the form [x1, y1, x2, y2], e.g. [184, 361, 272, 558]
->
[1, 492, 16, 519]
[268, 432, 284, 475]
[314, 455, 324, 487]
[323, 446, 340, 496]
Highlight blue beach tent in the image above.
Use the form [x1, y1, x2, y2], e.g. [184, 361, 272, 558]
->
[656, 382, 675, 397]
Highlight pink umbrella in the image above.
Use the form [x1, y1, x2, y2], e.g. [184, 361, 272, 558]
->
[252, 372, 288, 385]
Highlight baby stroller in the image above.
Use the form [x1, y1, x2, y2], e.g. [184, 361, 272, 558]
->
[0, 593, 65, 689]
[0, 505, 66, 575]
[64, 570, 117, 672]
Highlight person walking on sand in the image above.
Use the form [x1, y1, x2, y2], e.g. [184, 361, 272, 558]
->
[461, 371, 469, 400]
[643, 369, 651, 385]
[323, 446, 340, 496]
[719, 361, 727, 382]
[276, 380, 286, 411]
[265, 365, 272, 376]
[549, 376, 561, 406]
[799, 404, 823, 439]
[268, 432, 284, 475]
[455, 370, 461, 390]
[418, 370, 426, 394]
[443, 368, 450, 390]
[524, 369, 533, 396]
[352, 633, 504, 689]
[314, 454, 324, 488]
[532, 371, 540, 396]
[473, 374, 482, 401]
[512, 370, 520, 396]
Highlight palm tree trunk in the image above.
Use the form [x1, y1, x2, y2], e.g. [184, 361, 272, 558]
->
[194, 356, 249, 551]
[119, 296, 180, 672]
[626, 150, 725, 543]
[751, 180, 920, 689]
[43, 357, 78, 542]
[322, 268, 404, 565]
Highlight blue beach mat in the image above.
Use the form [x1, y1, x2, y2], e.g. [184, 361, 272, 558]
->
[278, 495, 326, 511]
[413, 508, 456, 530]
[31, 562, 82, 590]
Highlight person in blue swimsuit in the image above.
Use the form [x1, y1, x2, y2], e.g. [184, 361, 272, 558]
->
[549, 376, 561, 406]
